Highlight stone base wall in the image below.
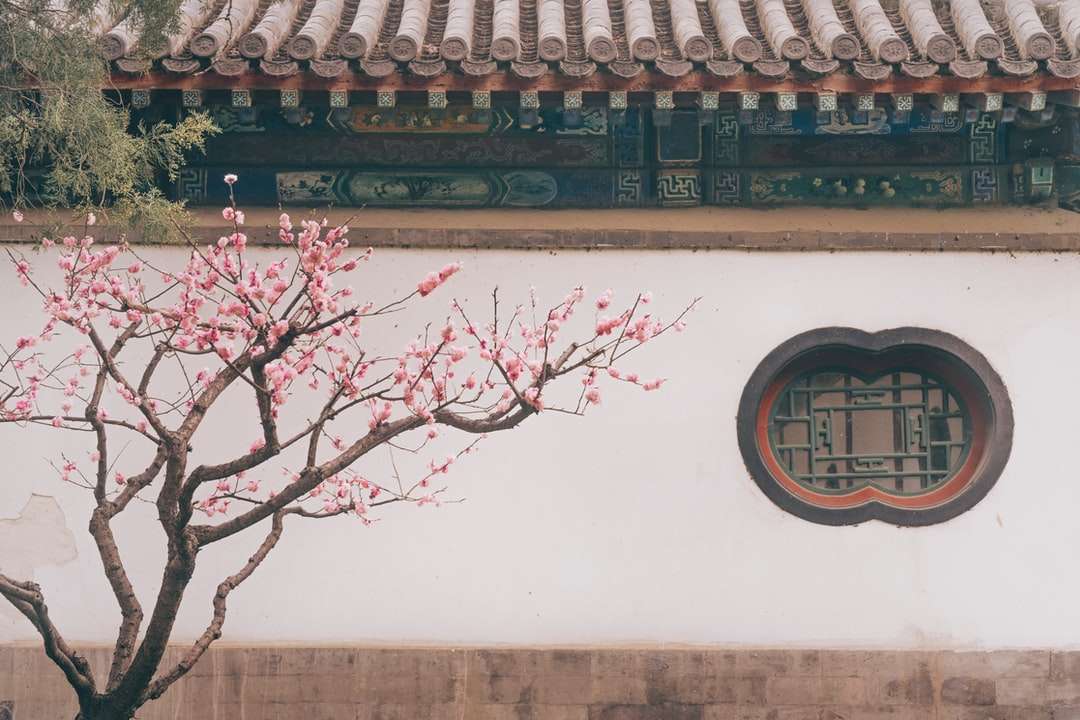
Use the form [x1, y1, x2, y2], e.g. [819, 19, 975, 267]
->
[0, 647, 1075, 720]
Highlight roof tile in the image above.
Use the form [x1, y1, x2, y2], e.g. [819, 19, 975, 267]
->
[102, 0, 1080, 84]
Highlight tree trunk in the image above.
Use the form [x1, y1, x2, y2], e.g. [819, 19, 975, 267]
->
[76, 699, 138, 720]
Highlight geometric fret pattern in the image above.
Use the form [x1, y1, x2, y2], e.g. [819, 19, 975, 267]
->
[969, 114, 998, 164]
[656, 170, 702, 206]
[971, 167, 999, 203]
[770, 370, 970, 494]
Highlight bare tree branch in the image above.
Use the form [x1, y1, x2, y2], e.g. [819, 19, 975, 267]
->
[140, 510, 287, 704]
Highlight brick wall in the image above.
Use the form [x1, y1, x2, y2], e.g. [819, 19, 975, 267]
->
[0, 647, 1074, 719]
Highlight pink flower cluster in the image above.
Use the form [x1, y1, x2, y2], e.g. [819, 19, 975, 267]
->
[1, 175, 693, 523]
[418, 263, 462, 296]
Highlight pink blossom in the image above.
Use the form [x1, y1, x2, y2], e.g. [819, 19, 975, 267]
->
[12, 210, 23, 223]
[86, 213, 96, 226]
[4, 196, 691, 559]
[417, 272, 440, 296]
[439, 262, 461, 281]
[523, 387, 544, 411]
[595, 315, 625, 336]
[115, 472, 125, 485]
[417, 263, 462, 296]
[224, 174, 238, 185]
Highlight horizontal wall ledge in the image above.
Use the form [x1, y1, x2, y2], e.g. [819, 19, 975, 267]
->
[2, 207, 1079, 252]
[0, 645, 1074, 719]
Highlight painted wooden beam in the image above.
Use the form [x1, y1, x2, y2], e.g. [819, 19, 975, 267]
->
[1006, 91, 1047, 110]
[428, 89, 447, 108]
[964, 92, 1002, 111]
[1048, 89, 1080, 107]
[101, 71, 1080, 95]
[890, 93, 913, 110]
[775, 91, 797, 111]
[131, 89, 151, 109]
[930, 93, 960, 111]
[472, 90, 491, 108]
[181, 89, 203, 107]
[814, 92, 837, 111]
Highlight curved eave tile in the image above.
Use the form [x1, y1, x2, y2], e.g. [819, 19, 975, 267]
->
[752, 59, 791, 77]
[705, 59, 745, 76]
[115, 58, 152, 74]
[362, 59, 399, 76]
[853, 60, 892, 79]
[259, 60, 301, 76]
[309, 59, 349, 77]
[655, 59, 694, 76]
[160, 57, 202, 74]
[410, 59, 449, 76]
[801, 57, 840, 74]
[558, 60, 598, 77]
[212, 58, 250, 76]
[900, 60, 939, 77]
[1048, 57, 1080, 78]
[949, 58, 988, 78]
[461, 59, 500, 75]
[511, 61, 549, 78]
[996, 58, 1039, 76]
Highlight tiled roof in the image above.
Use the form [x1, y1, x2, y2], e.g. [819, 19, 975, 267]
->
[102, 0, 1080, 84]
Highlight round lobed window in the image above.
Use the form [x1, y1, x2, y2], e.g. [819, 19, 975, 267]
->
[737, 328, 1013, 526]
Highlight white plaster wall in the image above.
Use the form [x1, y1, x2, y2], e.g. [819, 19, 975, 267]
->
[0, 247, 1077, 649]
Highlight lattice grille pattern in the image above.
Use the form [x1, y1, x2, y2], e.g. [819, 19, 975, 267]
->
[770, 370, 971, 494]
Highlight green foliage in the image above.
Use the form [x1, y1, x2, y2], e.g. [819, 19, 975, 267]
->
[0, 0, 217, 238]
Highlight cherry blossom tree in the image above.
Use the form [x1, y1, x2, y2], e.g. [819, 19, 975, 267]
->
[0, 177, 696, 720]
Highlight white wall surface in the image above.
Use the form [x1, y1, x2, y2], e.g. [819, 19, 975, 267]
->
[0, 247, 1076, 649]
